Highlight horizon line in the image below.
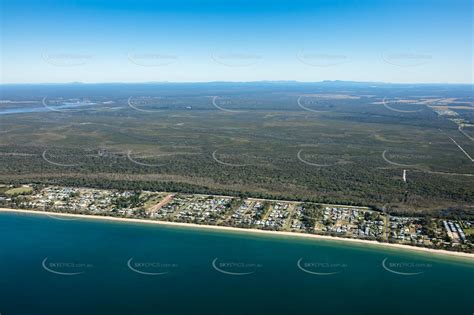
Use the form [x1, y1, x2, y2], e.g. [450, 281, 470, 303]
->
[1, 80, 473, 86]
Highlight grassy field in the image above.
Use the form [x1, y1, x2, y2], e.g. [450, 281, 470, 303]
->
[4, 186, 33, 196]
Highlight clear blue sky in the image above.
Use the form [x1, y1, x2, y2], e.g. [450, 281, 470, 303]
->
[1, 0, 472, 83]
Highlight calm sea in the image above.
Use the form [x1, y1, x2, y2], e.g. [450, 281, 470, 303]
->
[0, 212, 472, 315]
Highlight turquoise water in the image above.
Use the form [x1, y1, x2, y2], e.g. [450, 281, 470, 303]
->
[0, 212, 472, 315]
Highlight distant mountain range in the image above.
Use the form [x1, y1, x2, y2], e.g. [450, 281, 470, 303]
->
[1, 80, 472, 87]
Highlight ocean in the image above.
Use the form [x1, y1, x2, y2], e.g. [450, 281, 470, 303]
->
[0, 212, 472, 315]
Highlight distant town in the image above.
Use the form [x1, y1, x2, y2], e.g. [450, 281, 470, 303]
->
[1, 184, 472, 253]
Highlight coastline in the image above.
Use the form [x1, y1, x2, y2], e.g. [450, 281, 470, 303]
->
[1, 207, 473, 261]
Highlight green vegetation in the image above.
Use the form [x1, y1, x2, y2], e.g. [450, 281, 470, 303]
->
[253, 202, 270, 220]
[301, 203, 323, 230]
[1, 84, 473, 217]
[464, 228, 474, 236]
[4, 186, 33, 197]
[113, 192, 141, 209]
[226, 197, 243, 211]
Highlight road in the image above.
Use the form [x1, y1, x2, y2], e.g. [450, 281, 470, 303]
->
[448, 136, 474, 162]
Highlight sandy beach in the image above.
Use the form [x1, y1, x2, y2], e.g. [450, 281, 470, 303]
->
[1, 207, 473, 260]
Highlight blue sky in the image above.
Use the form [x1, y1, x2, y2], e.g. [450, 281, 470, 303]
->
[1, 0, 472, 83]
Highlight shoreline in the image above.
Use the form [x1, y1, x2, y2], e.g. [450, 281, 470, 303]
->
[1, 207, 473, 261]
